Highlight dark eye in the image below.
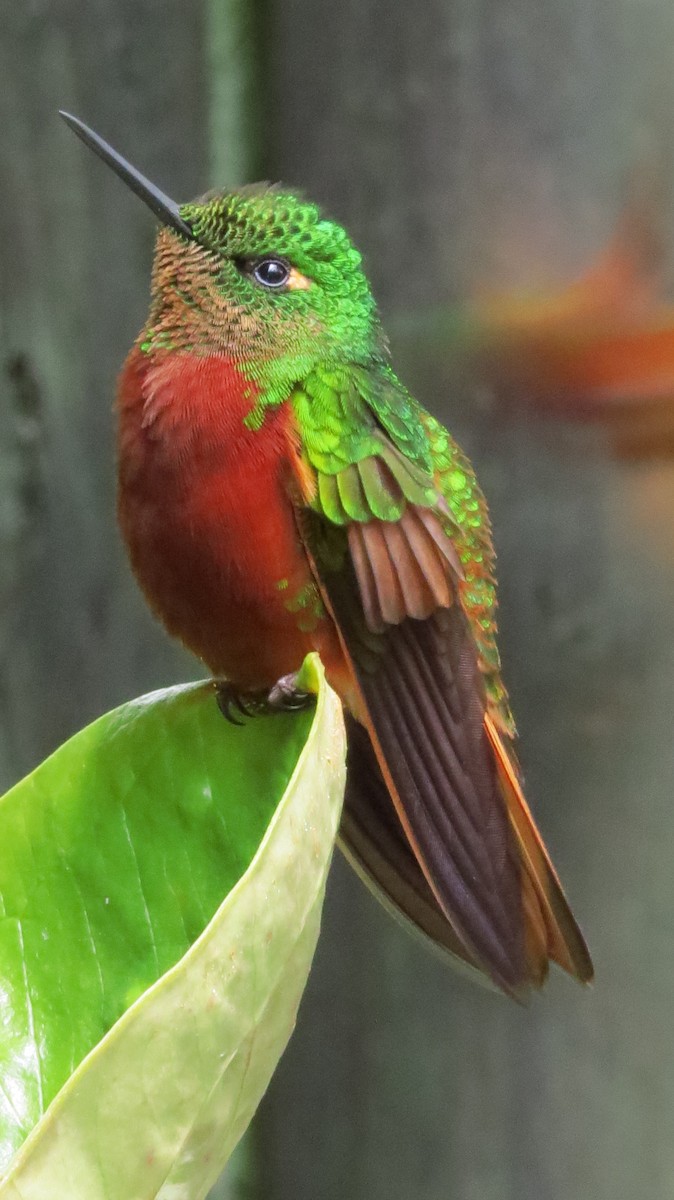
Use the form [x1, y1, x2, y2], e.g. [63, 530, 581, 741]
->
[253, 258, 290, 289]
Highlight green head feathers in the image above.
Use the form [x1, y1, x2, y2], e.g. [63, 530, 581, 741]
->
[182, 187, 362, 280]
[141, 186, 387, 377]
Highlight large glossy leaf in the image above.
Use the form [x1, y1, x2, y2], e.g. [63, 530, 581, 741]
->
[0, 654, 346, 1198]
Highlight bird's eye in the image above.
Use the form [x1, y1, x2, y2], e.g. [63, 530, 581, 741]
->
[252, 258, 291, 289]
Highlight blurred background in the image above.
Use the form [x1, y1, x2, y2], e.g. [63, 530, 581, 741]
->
[2, 1, 674, 1197]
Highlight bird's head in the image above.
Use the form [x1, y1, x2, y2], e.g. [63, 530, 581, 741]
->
[61, 114, 386, 380]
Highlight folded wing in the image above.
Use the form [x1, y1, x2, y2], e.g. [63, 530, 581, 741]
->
[291, 421, 592, 995]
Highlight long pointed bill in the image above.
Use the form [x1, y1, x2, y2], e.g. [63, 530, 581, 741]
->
[59, 111, 195, 241]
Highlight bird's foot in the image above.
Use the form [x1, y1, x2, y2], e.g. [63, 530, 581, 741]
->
[266, 673, 315, 714]
[215, 674, 315, 724]
[215, 682, 268, 726]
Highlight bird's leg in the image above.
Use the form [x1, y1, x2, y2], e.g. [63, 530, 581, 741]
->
[266, 672, 315, 713]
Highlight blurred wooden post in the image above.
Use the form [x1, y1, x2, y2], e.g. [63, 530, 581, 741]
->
[0, 3, 209, 790]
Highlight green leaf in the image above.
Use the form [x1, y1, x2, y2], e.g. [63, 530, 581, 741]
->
[0, 653, 346, 1198]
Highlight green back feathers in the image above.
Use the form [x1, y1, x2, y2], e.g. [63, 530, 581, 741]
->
[292, 365, 432, 475]
[421, 411, 514, 734]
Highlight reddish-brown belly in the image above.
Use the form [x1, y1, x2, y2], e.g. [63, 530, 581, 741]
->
[117, 349, 348, 693]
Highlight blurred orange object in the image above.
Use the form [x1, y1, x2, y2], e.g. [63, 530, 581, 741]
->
[470, 187, 674, 456]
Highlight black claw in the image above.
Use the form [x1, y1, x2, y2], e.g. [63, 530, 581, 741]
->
[215, 684, 246, 726]
[221, 704, 244, 727]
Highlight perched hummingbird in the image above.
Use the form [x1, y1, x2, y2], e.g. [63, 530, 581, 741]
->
[61, 113, 593, 998]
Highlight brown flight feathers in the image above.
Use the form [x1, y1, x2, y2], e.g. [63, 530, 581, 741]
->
[348, 506, 462, 632]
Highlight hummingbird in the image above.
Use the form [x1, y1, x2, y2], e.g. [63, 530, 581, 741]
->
[61, 112, 593, 998]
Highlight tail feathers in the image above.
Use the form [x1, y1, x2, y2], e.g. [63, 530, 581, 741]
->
[520, 871, 549, 987]
[340, 715, 491, 986]
[485, 715, 594, 984]
[340, 710, 593, 993]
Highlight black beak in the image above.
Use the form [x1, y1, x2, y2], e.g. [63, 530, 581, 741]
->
[59, 111, 195, 242]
